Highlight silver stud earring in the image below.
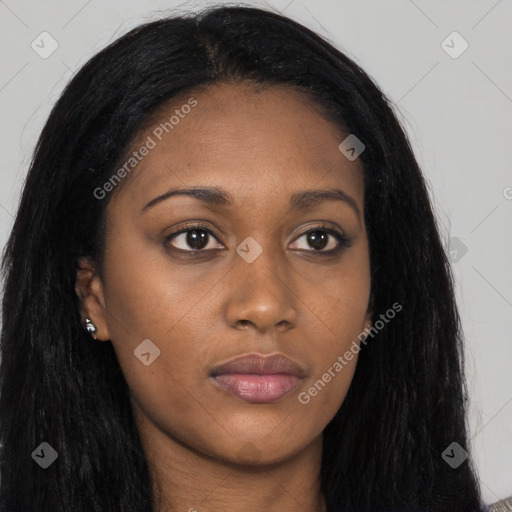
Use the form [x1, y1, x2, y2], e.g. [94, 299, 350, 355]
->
[83, 318, 98, 340]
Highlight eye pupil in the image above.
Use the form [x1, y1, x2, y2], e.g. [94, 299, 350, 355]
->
[307, 231, 328, 250]
[186, 229, 208, 250]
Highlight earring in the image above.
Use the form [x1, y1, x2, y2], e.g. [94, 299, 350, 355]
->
[361, 323, 372, 341]
[83, 318, 98, 340]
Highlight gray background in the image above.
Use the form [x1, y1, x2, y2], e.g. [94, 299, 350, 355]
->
[0, 0, 511, 504]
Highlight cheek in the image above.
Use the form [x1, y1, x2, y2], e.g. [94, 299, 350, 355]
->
[99, 233, 219, 416]
[305, 236, 371, 345]
[101, 226, 217, 342]
[101, 251, 216, 449]
[293, 241, 370, 412]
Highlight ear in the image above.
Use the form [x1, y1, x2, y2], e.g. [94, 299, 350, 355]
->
[75, 256, 111, 341]
[363, 312, 373, 334]
[363, 296, 374, 334]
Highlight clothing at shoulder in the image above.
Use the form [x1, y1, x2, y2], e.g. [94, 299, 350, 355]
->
[329, 497, 512, 512]
[487, 495, 512, 511]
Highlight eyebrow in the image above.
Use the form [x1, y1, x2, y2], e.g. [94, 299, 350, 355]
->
[290, 189, 360, 217]
[141, 186, 360, 217]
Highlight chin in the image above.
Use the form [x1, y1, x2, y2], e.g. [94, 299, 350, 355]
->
[206, 431, 316, 467]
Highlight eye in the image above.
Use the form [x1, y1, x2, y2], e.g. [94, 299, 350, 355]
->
[290, 226, 350, 253]
[163, 223, 350, 255]
[164, 224, 224, 252]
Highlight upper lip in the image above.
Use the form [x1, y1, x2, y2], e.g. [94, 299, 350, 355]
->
[210, 353, 306, 378]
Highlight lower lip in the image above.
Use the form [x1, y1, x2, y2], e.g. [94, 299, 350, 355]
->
[211, 373, 301, 403]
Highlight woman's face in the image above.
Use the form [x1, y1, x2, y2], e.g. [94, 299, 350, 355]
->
[78, 82, 372, 465]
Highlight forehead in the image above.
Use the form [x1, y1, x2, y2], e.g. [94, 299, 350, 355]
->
[110, 81, 364, 212]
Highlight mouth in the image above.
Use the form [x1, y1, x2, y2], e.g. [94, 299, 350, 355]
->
[209, 353, 305, 403]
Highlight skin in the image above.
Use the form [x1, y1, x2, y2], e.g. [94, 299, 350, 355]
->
[76, 81, 372, 512]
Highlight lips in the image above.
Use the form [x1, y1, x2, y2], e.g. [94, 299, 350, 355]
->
[210, 353, 305, 403]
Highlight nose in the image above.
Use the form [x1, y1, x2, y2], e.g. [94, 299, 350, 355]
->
[224, 244, 297, 335]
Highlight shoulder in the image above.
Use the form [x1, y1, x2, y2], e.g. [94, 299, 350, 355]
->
[487, 495, 512, 511]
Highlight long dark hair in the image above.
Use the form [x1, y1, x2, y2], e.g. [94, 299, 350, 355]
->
[0, 5, 483, 511]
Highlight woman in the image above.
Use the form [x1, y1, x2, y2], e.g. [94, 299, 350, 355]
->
[0, 5, 491, 511]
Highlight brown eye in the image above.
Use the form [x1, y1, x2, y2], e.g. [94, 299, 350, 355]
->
[164, 224, 224, 252]
[290, 227, 350, 253]
[305, 231, 329, 251]
[181, 229, 209, 250]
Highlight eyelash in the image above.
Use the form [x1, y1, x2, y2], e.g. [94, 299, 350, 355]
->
[163, 223, 351, 256]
